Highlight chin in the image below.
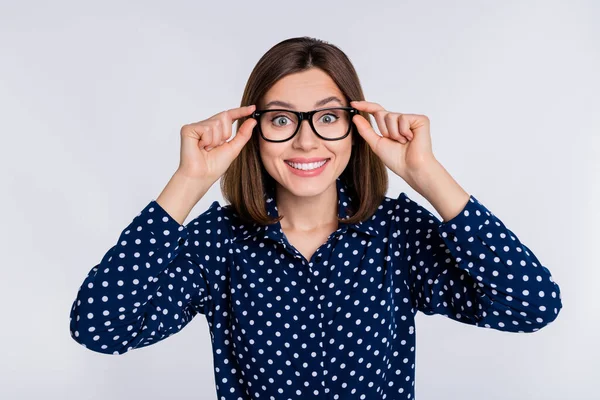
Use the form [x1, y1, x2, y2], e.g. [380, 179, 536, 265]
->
[286, 180, 329, 197]
[288, 175, 340, 197]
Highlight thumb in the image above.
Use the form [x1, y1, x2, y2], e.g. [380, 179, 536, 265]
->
[352, 114, 382, 153]
[225, 117, 257, 156]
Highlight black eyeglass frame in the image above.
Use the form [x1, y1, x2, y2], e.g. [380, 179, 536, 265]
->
[250, 106, 359, 143]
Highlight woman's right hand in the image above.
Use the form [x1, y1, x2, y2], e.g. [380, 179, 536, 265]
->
[176, 105, 258, 181]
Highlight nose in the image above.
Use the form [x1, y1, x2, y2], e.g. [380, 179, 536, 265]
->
[292, 118, 319, 149]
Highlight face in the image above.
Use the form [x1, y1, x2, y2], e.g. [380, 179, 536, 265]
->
[257, 68, 353, 198]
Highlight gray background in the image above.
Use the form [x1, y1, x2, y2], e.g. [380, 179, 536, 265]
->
[1, 1, 598, 399]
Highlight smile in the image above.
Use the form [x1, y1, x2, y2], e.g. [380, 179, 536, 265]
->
[284, 159, 329, 170]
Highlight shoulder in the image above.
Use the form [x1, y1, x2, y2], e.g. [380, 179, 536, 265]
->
[185, 200, 250, 241]
[375, 192, 439, 233]
[377, 192, 425, 218]
[183, 201, 230, 241]
[187, 200, 228, 227]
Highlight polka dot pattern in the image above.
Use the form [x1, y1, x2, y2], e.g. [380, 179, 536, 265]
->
[69, 177, 562, 399]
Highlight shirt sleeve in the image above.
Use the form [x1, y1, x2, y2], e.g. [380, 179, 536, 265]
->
[69, 199, 225, 355]
[398, 192, 563, 333]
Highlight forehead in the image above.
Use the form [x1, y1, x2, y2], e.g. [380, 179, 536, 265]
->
[261, 68, 345, 109]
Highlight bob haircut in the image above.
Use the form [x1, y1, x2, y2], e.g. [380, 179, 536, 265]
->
[221, 36, 388, 226]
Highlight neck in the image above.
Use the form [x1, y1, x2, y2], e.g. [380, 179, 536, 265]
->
[275, 182, 338, 232]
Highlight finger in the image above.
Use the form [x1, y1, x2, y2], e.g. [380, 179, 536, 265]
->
[352, 114, 383, 152]
[350, 100, 386, 114]
[223, 104, 257, 122]
[198, 126, 213, 149]
[351, 101, 389, 138]
[211, 105, 256, 150]
[374, 111, 390, 138]
[385, 113, 406, 144]
[209, 120, 224, 150]
[219, 115, 232, 143]
[399, 114, 413, 139]
[225, 118, 257, 155]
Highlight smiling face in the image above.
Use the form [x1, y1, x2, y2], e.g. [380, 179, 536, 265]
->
[257, 68, 353, 198]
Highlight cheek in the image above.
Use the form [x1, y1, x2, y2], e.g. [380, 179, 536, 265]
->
[331, 141, 353, 161]
[258, 142, 281, 169]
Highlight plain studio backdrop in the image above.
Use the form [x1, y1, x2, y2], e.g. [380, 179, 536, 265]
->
[1, 1, 598, 399]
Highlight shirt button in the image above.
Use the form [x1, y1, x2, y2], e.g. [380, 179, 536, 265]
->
[177, 238, 185, 245]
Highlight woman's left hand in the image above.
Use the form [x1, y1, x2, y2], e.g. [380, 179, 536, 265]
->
[350, 100, 436, 181]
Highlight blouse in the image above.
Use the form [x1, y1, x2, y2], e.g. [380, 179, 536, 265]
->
[69, 177, 562, 400]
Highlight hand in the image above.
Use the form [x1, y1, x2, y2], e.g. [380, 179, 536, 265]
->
[350, 100, 436, 181]
[177, 105, 257, 182]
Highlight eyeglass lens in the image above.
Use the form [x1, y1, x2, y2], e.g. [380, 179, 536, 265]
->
[258, 108, 351, 141]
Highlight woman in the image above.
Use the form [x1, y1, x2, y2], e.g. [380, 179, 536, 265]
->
[69, 36, 562, 399]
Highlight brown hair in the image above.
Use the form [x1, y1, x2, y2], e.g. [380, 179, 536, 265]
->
[221, 36, 388, 225]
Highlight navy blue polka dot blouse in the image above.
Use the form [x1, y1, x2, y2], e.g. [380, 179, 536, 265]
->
[69, 177, 562, 399]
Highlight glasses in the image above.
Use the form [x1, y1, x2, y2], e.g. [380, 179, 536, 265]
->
[251, 106, 359, 142]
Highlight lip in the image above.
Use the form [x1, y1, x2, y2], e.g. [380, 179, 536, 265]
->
[284, 157, 330, 163]
[284, 158, 330, 177]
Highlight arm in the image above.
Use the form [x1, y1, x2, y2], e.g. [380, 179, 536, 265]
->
[68, 197, 226, 355]
[399, 191, 563, 332]
[399, 160, 562, 332]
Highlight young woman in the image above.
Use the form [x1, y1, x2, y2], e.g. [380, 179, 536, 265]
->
[69, 36, 562, 400]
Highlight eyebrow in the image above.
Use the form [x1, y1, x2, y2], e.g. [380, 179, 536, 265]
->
[263, 95, 345, 110]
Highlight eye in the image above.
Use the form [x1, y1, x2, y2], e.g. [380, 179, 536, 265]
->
[318, 113, 339, 124]
[271, 115, 292, 127]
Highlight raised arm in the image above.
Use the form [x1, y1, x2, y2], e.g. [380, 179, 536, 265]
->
[398, 192, 563, 332]
[68, 170, 228, 354]
[68, 197, 228, 354]
[69, 103, 258, 354]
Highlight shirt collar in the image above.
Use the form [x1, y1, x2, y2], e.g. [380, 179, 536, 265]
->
[231, 177, 380, 243]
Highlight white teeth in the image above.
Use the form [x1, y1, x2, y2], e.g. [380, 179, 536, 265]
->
[285, 160, 328, 171]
